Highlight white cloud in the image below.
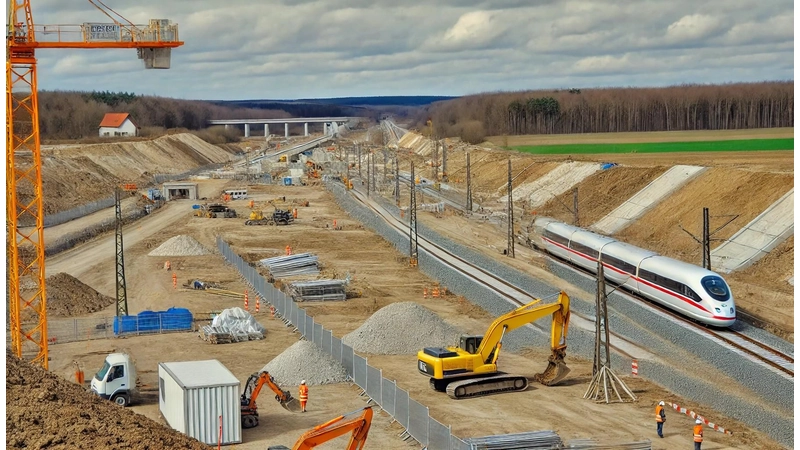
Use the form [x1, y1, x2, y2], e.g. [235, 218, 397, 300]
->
[17, 0, 793, 99]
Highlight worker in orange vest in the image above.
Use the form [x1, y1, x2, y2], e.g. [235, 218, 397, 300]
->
[693, 419, 703, 450]
[299, 380, 309, 412]
[655, 401, 666, 438]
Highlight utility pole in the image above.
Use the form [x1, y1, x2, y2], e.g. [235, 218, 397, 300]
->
[366, 151, 371, 195]
[394, 155, 400, 206]
[115, 186, 129, 317]
[507, 159, 515, 258]
[371, 150, 377, 192]
[466, 152, 473, 212]
[409, 162, 419, 267]
[357, 144, 362, 180]
[573, 187, 579, 226]
[441, 140, 447, 182]
[679, 208, 738, 270]
[584, 259, 636, 403]
[345, 147, 350, 189]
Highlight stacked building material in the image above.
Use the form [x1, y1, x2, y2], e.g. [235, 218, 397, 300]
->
[259, 253, 320, 278]
[200, 307, 265, 344]
[286, 279, 348, 302]
[565, 439, 651, 449]
[464, 430, 562, 449]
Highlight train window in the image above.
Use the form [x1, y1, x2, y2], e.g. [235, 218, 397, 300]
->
[639, 269, 657, 283]
[639, 269, 701, 301]
[570, 242, 599, 259]
[544, 229, 570, 246]
[600, 254, 636, 274]
[701, 276, 730, 301]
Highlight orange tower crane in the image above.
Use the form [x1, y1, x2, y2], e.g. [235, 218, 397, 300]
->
[7, 0, 184, 369]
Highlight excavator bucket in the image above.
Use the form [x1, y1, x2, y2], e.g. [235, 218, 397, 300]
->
[533, 348, 570, 386]
[279, 395, 302, 412]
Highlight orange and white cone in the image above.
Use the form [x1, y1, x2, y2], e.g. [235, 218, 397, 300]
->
[244, 290, 250, 311]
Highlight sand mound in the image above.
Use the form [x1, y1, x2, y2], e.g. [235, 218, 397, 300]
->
[6, 354, 210, 449]
[44, 273, 115, 317]
[342, 302, 462, 354]
[148, 235, 211, 256]
[262, 340, 347, 386]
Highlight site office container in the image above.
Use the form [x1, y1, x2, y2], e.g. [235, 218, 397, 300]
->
[158, 360, 242, 445]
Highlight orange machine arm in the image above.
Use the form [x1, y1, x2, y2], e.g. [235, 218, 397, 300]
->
[292, 406, 374, 450]
[244, 372, 294, 410]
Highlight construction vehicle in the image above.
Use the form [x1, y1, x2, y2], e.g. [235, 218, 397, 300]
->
[268, 406, 373, 450]
[194, 203, 237, 218]
[245, 209, 294, 226]
[417, 291, 571, 399]
[241, 371, 301, 428]
[90, 353, 138, 407]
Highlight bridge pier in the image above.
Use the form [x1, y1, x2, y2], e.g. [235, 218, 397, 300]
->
[244, 123, 250, 138]
[225, 124, 229, 130]
[264, 124, 269, 139]
[285, 123, 289, 138]
[304, 123, 308, 136]
[323, 123, 328, 135]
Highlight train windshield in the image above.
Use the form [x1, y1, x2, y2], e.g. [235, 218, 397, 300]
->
[701, 276, 730, 301]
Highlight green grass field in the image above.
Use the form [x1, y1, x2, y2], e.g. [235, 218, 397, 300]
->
[511, 138, 794, 155]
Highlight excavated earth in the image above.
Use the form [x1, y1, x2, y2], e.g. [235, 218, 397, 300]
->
[6, 354, 211, 449]
[9, 129, 793, 450]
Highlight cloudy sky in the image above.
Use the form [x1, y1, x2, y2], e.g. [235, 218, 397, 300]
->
[23, 0, 795, 100]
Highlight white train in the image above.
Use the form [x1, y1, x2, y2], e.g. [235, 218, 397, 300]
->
[528, 217, 736, 327]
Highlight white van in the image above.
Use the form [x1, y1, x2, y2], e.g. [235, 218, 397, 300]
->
[224, 188, 248, 199]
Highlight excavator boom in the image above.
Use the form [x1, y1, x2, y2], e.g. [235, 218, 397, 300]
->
[241, 371, 301, 428]
[284, 406, 373, 450]
[417, 291, 571, 399]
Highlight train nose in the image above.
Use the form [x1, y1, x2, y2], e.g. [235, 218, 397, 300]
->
[716, 304, 735, 317]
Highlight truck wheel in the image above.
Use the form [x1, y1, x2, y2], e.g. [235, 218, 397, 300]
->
[112, 393, 130, 407]
[242, 414, 258, 429]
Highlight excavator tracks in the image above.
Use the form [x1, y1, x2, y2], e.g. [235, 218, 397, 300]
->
[442, 374, 529, 399]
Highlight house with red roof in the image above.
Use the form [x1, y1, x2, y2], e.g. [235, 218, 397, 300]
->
[98, 113, 139, 137]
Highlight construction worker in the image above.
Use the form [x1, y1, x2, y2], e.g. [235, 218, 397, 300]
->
[655, 401, 666, 438]
[299, 380, 309, 412]
[693, 419, 703, 450]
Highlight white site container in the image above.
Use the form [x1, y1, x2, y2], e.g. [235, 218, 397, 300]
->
[158, 360, 242, 445]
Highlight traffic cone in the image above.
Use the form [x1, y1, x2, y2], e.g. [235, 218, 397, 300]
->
[432, 286, 440, 298]
[244, 290, 250, 311]
[333, 219, 337, 229]
[172, 272, 177, 289]
[423, 288, 428, 299]
[270, 304, 276, 318]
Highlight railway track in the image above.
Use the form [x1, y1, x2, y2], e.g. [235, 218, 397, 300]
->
[346, 184, 648, 362]
[361, 175, 794, 379]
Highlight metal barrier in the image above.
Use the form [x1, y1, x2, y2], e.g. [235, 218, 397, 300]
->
[46, 313, 194, 345]
[366, 365, 382, 405]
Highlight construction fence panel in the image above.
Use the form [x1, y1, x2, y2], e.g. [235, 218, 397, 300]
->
[342, 344, 355, 379]
[381, 378, 396, 417]
[427, 418, 450, 450]
[366, 365, 382, 405]
[451, 437, 470, 450]
[331, 336, 342, 364]
[288, 302, 299, 331]
[322, 329, 332, 355]
[47, 313, 195, 345]
[408, 398, 429, 446]
[313, 323, 323, 347]
[353, 354, 367, 390]
[305, 315, 314, 341]
[395, 387, 410, 429]
[297, 309, 306, 336]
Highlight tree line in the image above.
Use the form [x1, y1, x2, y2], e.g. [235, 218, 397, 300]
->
[37, 90, 292, 140]
[414, 81, 793, 143]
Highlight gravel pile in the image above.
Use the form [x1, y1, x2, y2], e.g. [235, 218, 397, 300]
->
[342, 302, 462, 354]
[262, 340, 347, 386]
[148, 235, 211, 256]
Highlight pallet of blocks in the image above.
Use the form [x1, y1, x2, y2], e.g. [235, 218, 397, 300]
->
[201, 307, 266, 344]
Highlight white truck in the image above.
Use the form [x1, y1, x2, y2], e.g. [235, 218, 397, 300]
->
[90, 353, 137, 407]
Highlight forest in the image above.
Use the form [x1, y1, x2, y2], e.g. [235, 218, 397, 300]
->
[36, 81, 792, 144]
[413, 81, 793, 143]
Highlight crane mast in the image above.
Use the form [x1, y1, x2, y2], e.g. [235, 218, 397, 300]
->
[6, 0, 183, 369]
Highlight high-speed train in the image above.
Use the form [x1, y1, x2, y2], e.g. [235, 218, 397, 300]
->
[528, 217, 736, 327]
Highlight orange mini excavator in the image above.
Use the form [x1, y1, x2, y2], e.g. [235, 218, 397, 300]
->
[241, 371, 301, 429]
[268, 406, 374, 450]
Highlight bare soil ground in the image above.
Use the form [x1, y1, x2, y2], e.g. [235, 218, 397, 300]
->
[11, 129, 792, 449]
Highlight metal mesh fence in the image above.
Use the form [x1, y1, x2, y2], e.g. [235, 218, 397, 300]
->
[331, 336, 342, 365]
[47, 312, 194, 345]
[313, 323, 323, 347]
[381, 378, 396, 417]
[428, 418, 451, 450]
[342, 344, 355, 379]
[395, 388, 410, 429]
[353, 354, 367, 389]
[43, 196, 115, 228]
[366, 365, 382, 405]
[322, 329, 332, 355]
[408, 398, 429, 446]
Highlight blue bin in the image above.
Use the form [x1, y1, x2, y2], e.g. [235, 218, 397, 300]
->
[113, 315, 138, 335]
[601, 162, 617, 170]
[137, 310, 160, 333]
[283, 177, 293, 186]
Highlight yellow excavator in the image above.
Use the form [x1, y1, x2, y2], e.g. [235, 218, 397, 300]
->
[417, 291, 571, 399]
[268, 406, 374, 450]
[241, 371, 302, 429]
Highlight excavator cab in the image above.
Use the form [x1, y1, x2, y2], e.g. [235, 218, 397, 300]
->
[459, 335, 483, 354]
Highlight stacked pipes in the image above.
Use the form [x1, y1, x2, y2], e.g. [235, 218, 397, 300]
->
[258, 253, 320, 278]
[286, 279, 348, 302]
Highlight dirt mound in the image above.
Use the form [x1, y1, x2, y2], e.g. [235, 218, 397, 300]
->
[262, 340, 348, 386]
[6, 354, 211, 449]
[148, 235, 212, 256]
[342, 302, 462, 354]
[45, 273, 115, 317]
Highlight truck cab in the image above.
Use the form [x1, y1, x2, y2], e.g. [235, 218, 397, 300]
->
[90, 353, 137, 407]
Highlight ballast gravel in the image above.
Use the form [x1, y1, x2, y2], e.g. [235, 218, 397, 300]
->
[262, 340, 348, 386]
[148, 235, 211, 256]
[342, 302, 463, 354]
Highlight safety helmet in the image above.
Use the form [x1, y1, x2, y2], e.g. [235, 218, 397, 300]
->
[696, 419, 703, 424]
[659, 401, 664, 406]
[301, 380, 306, 384]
